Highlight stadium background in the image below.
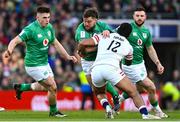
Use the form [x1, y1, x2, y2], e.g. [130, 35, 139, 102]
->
[0, 0, 179, 111]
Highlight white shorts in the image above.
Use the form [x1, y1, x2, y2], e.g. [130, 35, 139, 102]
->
[81, 59, 94, 75]
[122, 61, 147, 83]
[91, 65, 125, 87]
[25, 64, 54, 82]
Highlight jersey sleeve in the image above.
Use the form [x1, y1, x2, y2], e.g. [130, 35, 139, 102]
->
[75, 30, 81, 43]
[18, 27, 32, 42]
[99, 21, 114, 32]
[145, 31, 153, 48]
[92, 34, 102, 45]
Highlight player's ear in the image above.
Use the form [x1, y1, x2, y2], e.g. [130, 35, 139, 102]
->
[133, 14, 136, 20]
[36, 13, 40, 19]
[145, 14, 147, 20]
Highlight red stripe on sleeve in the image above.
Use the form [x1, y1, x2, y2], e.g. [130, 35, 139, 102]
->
[94, 35, 100, 42]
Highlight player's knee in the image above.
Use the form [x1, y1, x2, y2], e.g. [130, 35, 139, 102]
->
[49, 83, 57, 93]
[147, 83, 156, 93]
[125, 88, 135, 98]
[126, 85, 138, 98]
[93, 86, 105, 96]
[95, 89, 105, 95]
[129, 90, 139, 98]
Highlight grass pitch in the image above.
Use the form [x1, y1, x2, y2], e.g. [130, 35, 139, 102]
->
[0, 110, 179, 121]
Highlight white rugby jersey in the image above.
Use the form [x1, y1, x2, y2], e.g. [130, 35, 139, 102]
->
[92, 33, 133, 68]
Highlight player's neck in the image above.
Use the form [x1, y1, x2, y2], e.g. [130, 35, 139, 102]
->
[36, 20, 47, 28]
[83, 24, 95, 32]
[134, 21, 144, 28]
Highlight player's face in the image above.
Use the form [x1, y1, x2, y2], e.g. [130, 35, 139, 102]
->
[36, 13, 50, 27]
[133, 11, 146, 26]
[83, 17, 97, 30]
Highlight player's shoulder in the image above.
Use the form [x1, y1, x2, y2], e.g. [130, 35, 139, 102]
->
[22, 22, 34, 32]
[96, 21, 107, 26]
[76, 23, 84, 30]
[24, 21, 38, 30]
[75, 23, 85, 34]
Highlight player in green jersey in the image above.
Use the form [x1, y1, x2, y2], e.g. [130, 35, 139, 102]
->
[75, 7, 120, 112]
[3, 6, 77, 117]
[120, 7, 168, 118]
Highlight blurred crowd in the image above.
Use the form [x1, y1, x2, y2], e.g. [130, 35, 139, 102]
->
[0, 0, 179, 110]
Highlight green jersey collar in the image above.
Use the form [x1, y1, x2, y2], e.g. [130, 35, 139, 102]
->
[132, 21, 144, 29]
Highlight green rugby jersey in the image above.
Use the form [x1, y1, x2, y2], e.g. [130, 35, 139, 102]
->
[123, 21, 153, 65]
[19, 20, 55, 66]
[75, 21, 113, 61]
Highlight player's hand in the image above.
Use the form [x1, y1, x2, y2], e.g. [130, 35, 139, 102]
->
[102, 30, 110, 37]
[77, 44, 86, 58]
[68, 56, 78, 63]
[77, 50, 85, 58]
[157, 63, 164, 75]
[2, 50, 11, 65]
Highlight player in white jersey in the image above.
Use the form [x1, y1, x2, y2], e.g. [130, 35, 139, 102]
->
[78, 23, 160, 119]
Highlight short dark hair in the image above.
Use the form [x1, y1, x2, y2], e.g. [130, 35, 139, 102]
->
[135, 7, 146, 12]
[83, 7, 99, 19]
[37, 6, 50, 13]
[117, 23, 132, 38]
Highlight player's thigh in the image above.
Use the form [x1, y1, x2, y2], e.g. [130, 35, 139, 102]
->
[136, 84, 147, 93]
[25, 64, 56, 89]
[115, 76, 137, 95]
[91, 66, 106, 88]
[86, 74, 93, 87]
[92, 83, 106, 95]
[81, 59, 94, 75]
[137, 77, 156, 91]
[103, 66, 126, 86]
[25, 64, 54, 82]
[39, 76, 57, 90]
[91, 65, 124, 87]
[122, 62, 147, 83]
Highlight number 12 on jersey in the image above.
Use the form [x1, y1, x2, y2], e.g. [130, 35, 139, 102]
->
[107, 40, 121, 52]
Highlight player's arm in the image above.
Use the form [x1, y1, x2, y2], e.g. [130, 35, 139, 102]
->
[124, 54, 133, 66]
[101, 21, 113, 37]
[77, 35, 100, 57]
[146, 45, 164, 74]
[52, 38, 77, 63]
[124, 46, 133, 66]
[2, 36, 22, 64]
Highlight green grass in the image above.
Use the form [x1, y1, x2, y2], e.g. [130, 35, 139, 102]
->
[0, 110, 179, 121]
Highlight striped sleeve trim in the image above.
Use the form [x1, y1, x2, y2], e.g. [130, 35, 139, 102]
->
[92, 35, 100, 45]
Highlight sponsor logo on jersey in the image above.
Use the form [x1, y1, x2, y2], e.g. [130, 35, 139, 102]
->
[47, 31, 51, 37]
[133, 32, 137, 36]
[142, 33, 147, 39]
[80, 31, 85, 38]
[38, 34, 42, 38]
[43, 71, 48, 76]
[137, 39, 143, 45]
[43, 39, 49, 46]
